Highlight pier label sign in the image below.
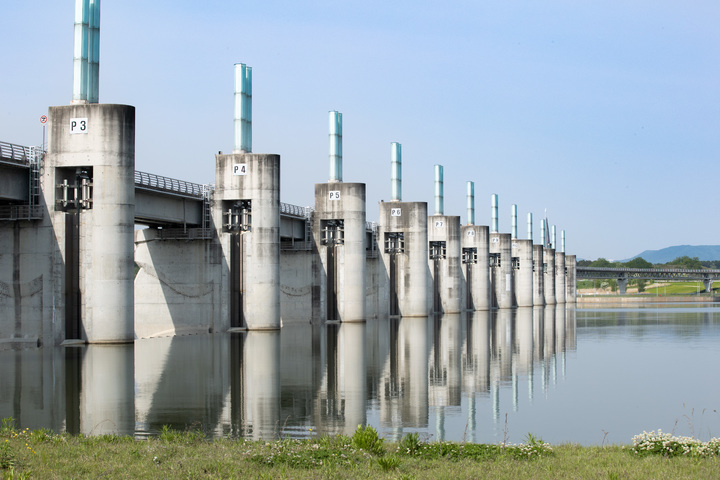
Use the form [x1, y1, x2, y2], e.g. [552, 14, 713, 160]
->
[233, 164, 247, 175]
[329, 191, 341, 200]
[70, 118, 88, 134]
[391, 208, 401, 217]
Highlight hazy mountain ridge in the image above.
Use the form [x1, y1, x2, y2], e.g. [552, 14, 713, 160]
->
[626, 245, 720, 264]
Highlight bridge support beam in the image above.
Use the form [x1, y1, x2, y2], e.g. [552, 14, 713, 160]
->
[704, 279, 713, 294]
[617, 275, 629, 295]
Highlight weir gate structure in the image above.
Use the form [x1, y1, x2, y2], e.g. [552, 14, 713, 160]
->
[0, 1, 576, 348]
[1, 130, 577, 348]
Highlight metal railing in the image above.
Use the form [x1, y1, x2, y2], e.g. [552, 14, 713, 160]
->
[134, 171, 206, 198]
[0, 141, 37, 166]
[0, 205, 44, 221]
[157, 227, 214, 240]
[281, 202, 312, 218]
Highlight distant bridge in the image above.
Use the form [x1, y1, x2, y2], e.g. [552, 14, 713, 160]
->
[576, 266, 720, 293]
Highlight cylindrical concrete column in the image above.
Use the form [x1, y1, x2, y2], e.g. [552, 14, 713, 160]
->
[379, 201, 428, 317]
[490, 233, 513, 309]
[47, 104, 135, 343]
[461, 225, 490, 311]
[314, 182, 366, 322]
[555, 251, 566, 304]
[565, 254, 577, 303]
[512, 239, 533, 307]
[428, 215, 462, 314]
[544, 247, 556, 305]
[215, 153, 281, 330]
[532, 244, 545, 306]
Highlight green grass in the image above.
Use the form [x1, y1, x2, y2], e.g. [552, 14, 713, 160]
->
[2, 421, 719, 479]
[644, 282, 709, 295]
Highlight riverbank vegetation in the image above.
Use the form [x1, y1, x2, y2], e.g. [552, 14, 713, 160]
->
[2, 420, 719, 479]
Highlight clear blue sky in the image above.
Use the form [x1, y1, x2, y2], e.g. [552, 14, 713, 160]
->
[3, 1, 719, 261]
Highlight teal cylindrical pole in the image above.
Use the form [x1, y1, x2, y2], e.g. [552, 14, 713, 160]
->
[491, 194, 498, 233]
[511, 204, 518, 239]
[87, 0, 100, 103]
[434, 165, 443, 215]
[541, 220, 546, 247]
[329, 111, 342, 182]
[551, 225, 557, 250]
[527, 213, 533, 241]
[72, 0, 90, 103]
[466, 181, 475, 225]
[561, 230, 566, 253]
[234, 63, 252, 153]
[391, 142, 401, 201]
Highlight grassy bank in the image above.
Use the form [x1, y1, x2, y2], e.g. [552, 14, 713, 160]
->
[2, 422, 720, 479]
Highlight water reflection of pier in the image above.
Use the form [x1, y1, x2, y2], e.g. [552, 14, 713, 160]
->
[0, 305, 576, 441]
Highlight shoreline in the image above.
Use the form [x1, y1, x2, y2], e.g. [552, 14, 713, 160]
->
[576, 295, 720, 304]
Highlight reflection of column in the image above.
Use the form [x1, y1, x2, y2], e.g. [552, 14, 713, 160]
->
[338, 323, 367, 433]
[399, 317, 429, 427]
[542, 304, 556, 394]
[136, 336, 229, 437]
[80, 344, 135, 436]
[565, 304, 577, 352]
[465, 311, 491, 395]
[531, 306, 544, 402]
[514, 307, 533, 404]
[244, 332, 280, 439]
[555, 305, 567, 380]
[276, 325, 314, 435]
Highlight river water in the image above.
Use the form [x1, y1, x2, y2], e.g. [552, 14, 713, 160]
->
[1, 303, 718, 446]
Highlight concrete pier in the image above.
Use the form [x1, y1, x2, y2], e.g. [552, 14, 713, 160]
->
[565, 255, 577, 303]
[216, 153, 281, 330]
[543, 247, 556, 305]
[378, 201, 428, 317]
[490, 233, 513, 309]
[47, 104, 136, 343]
[555, 251, 566, 304]
[461, 225, 490, 311]
[532, 245, 545, 306]
[512, 239, 534, 307]
[313, 182, 367, 322]
[428, 215, 462, 314]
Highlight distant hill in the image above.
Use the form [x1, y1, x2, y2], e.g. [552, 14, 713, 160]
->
[626, 245, 720, 264]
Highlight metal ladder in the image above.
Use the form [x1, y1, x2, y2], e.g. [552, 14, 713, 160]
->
[28, 147, 42, 209]
[201, 184, 214, 238]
